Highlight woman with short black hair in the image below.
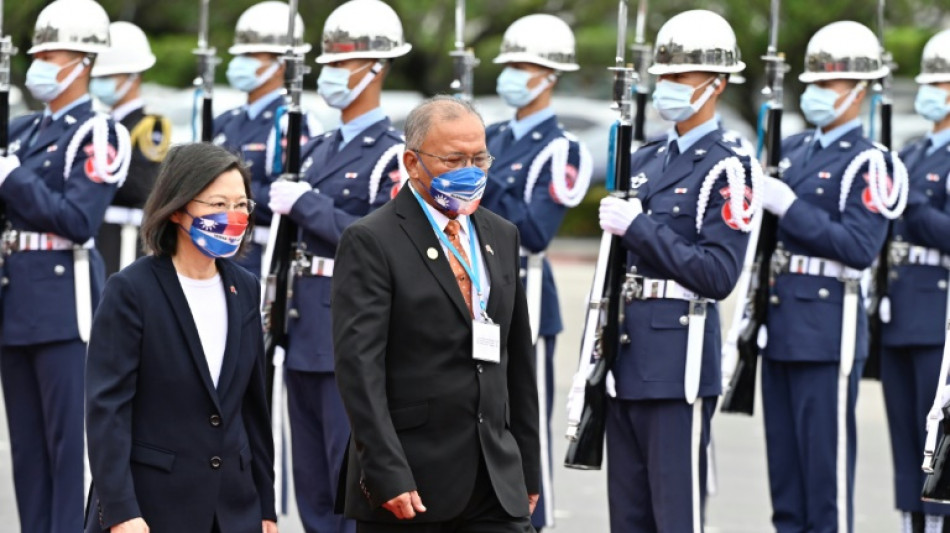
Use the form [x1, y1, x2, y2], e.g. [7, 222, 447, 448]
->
[84, 142, 277, 533]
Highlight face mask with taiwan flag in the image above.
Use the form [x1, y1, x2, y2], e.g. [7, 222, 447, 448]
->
[185, 211, 248, 258]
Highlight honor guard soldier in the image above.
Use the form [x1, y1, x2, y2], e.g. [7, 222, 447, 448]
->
[596, 10, 757, 532]
[0, 0, 131, 531]
[481, 14, 592, 531]
[759, 21, 908, 533]
[90, 21, 170, 275]
[266, 0, 411, 531]
[881, 29, 950, 533]
[214, 1, 321, 277]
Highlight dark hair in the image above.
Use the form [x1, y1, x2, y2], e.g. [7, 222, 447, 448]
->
[141, 143, 254, 256]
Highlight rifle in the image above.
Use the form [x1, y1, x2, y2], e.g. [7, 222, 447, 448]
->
[0, 0, 14, 244]
[721, 0, 786, 415]
[449, 0, 478, 101]
[192, 0, 218, 142]
[921, 289, 950, 501]
[865, 0, 894, 380]
[564, 0, 639, 470]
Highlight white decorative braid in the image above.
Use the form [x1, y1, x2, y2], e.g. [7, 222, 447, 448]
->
[369, 143, 407, 202]
[694, 156, 761, 234]
[64, 113, 132, 187]
[839, 148, 908, 219]
[524, 135, 592, 207]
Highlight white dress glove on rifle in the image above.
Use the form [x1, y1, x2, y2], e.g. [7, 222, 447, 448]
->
[0, 155, 21, 189]
[269, 180, 313, 215]
[599, 196, 643, 236]
[762, 177, 797, 217]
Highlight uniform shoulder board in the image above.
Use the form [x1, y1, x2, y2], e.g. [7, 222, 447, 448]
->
[382, 128, 406, 142]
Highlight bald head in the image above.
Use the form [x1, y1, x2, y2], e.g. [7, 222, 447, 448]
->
[404, 95, 484, 151]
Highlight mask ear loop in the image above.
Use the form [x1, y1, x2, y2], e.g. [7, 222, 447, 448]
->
[345, 61, 384, 103]
[690, 75, 723, 113]
[252, 60, 282, 91]
[113, 73, 138, 102]
[55, 57, 90, 96]
[831, 80, 868, 122]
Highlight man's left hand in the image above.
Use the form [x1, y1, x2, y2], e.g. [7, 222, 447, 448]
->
[262, 520, 278, 533]
[528, 493, 540, 514]
[269, 180, 312, 215]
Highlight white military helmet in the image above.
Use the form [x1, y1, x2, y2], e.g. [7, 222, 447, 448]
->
[28, 0, 111, 55]
[91, 22, 156, 77]
[316, 0, 412, 64]
[799, 21, 889, 83]
[229, 1, 311, 56]
[493, 14, 579, 72]
[915, 29, 950, 84]
[648, 10, 745, 76]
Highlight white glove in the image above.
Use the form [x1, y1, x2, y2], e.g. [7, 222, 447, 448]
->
[762, 177, 797, 217]
[599, 196, 643, 236]
[0, 155, 21, 189]
[269, 180, 312, 215]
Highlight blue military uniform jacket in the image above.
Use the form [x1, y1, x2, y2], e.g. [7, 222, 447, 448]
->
[613, 129, 755, 400]
[482, 116, 590, 337]
[285, 118, 403, 372]
[882, 138, 950, 347]
[765, 127, 894, 363]
[4, 101, 122, 346]
[213, 96, 320, 273]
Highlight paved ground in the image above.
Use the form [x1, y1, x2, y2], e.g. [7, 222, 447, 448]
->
[0, 238, 916, 531]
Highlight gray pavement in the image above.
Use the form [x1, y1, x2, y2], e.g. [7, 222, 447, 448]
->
[0, 238, 912, 531]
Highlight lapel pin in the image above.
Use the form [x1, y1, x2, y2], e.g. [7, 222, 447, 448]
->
[230, 285, 237, 295]
[427, 247, 439, 260]
[485, 244, 494, 256]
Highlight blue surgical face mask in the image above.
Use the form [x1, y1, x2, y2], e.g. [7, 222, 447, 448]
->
[25, 58, 86, 102]
[90, 75, 136, 107]
[915, 84, 950, 122]
[226, 55, 280, 93]
[799, 83, 863, 128]
[496, 67, 553, 108]
[317, 61, 377, 109]
[651, 77, 718, 123]
[418, 161, 487, 216]
[184, 211, 249, 259]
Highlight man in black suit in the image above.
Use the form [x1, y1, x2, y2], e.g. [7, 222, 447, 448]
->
[332, 96, 540, 532]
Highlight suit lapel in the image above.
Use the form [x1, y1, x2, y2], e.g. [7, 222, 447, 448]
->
[394, 187, 472, 322]
[649, 132, 719, 197]
[151, 255, 222, 411]
[213, 260, 244, 398]
[470, 210, 503, 320]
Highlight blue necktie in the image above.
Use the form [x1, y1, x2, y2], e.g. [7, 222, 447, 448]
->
[664, 141, 680, 170]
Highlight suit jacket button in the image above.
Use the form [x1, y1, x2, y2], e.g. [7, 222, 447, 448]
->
[476, 364, 483, 374]
[210, 456, 222, 469]
[0, 277, 8, 287]
[939, 280, 948, 290]
[54, 264, 65, 275]
[288, 308, 300, 319]
[818, 288, 830, 299]
[770, 295, 780, 305]
[678, 315, 689, 326]
[210, 414, 222, 427]
[477, 413, 484, 423]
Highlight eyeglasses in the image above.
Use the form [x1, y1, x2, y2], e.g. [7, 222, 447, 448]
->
[412, 149, 494, 170]
[192, 198, 257, 214]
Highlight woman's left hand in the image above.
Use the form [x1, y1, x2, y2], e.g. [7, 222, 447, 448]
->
[263, 520, 278, 533]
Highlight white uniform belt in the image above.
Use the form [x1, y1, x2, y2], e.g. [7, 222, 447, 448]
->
[103, 206, 143, 226]
[629, 275, 708, 302]
[774, 252, 863, 280]
[294, 254, 334, 277]
[2, 230, 94, 254]
[253, 226, 270, 246]
[889, 242, 950, 269]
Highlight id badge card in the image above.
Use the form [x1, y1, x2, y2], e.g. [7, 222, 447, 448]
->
[472, 317, 501, 363]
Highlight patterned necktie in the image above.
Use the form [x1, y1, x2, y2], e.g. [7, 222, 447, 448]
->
[444, 220, 474, 317]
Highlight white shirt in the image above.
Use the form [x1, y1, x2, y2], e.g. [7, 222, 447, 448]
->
[411, 184, 492, 314]
[178, 273, 228, 388]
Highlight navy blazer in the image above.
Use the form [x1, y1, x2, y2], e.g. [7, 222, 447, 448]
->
[85, 255, 275, 532]
[882, 138, 950, 347]
[765, 127, 893, 363]
[612, 130, 754, 400]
